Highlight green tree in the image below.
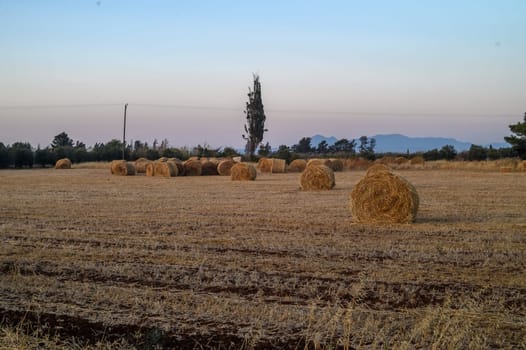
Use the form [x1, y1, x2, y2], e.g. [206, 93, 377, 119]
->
[358, 136, 376, 160]
[467, 145, 487, 161]
[221, 147, 240, 158]
[316, 140, 329, 154]
[8, 142, 34, 168]
[35, 146, 54, 167]
[331, 138, 356, 155]
[292, 137, 313, 153]
[242, 74, 267, 161]
[0, 143, 9, 168]
[258, 142, 272, 157]
[439, 145, 457, 160]
[504, 112, 526, 159]
[51, 132, 74, 149]
[274, 145, 292, 163]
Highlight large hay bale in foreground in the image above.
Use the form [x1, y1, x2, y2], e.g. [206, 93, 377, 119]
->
[300, 164, 335, 191]
[366, 163, 392, 177]
[201, 161, 219, 176]
[231, 163, 257, 181]
[55, 158, 72, 169]
[217, 159, 236, 176]
[288, 159, 307, 173]
[183, 160, 202, 176]
[111, 160, 136, 176]
[135, 158, 152, 173]
[350, 172, 419, 224]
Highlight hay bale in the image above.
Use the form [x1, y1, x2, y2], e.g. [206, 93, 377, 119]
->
[217, 159, 236, 176]
[154, 161, 177, 177]
[366, 163, 392, 177]
[55, 158, 72, 169]
[307, 158, 332, 168]
[232, 156, 242, 163]
[271, 159, 287, 173]
[110, 160, 136, 176]
[135, 158, 152, 173]
[350, 172, 419, 224]
[183, 160, 202, 176]
[288, 159, 307, 173]
[300, 164, 335, 191]
[231, 163, 257, 181]
[500, 166, 513, 173]
[378, 156, 396, 165]
[329, 158, 344, 172]
[394, 157, 409, 165]
[410, 156, 425, 165]
[347, 158, 371, 170]
[518, 160, 526, 172]
[258, 158, 273, 173]
[146, 162, 155, 176]
[158, 157, 168, 162]
[168, 158, 184, 176]
[201, 161, 219, 175]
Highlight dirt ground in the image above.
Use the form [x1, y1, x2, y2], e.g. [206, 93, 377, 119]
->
[0, 167, 525, 349]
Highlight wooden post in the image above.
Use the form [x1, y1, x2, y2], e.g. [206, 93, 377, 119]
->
[122, 103, 128, 160]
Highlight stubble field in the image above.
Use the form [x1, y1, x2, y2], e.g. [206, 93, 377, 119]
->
[0, 167, 525, 349]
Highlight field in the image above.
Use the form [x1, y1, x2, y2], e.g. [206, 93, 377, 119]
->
[0, 166, 525, 349]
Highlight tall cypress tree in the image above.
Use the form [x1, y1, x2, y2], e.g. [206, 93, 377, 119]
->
[242, 74, 267, 160]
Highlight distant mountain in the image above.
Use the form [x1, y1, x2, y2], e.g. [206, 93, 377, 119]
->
[311, 134, 338, 146]
[310, 133, 509, 153]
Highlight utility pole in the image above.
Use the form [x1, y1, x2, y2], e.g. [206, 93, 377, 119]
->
[122, 103, 128, 160]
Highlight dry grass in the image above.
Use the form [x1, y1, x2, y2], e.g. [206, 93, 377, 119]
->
[0, 168, 525, 349]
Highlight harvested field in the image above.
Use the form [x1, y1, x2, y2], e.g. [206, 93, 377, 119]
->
[0, 168, 525, 349]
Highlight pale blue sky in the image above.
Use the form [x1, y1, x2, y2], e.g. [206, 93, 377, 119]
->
[0, 0, 525, 149]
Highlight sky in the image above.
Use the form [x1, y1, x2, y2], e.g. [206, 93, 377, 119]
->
[0, 0, 525, 149]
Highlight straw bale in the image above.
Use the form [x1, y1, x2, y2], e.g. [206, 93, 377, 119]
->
[183, 160, 202, 176]
[55, 158, 72, 169]
[217, 159, 236, 176]
[366, 163, 392, 177]
[201, 161, 219, 175]
[110, 160, 136, 176]
[271, 159, 287, 173]
[300, 164, 335, 191]
[307, 158, 332, 168]
[157, 157, 168, 162]
[394, 157, 409, 165]
[232, 156, 242, 163]
[347, 158, 370, 170]
[146, 162, 155, 176]
[168, 158, 184, 176]
[135, 158, 152, 173]
[499, 166, 513, 173]
[258, 158, 273, 173]
[518, 160, 526, 172]
[154, 161, 177, 177]
[231, 163, 257, 181]
[288, 159, 307, 173]
[410, 156, 425, 165]
[350, 172, 419, 224]
[329, 158, 344, 172]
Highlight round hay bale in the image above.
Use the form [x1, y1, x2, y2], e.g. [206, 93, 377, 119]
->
[217, 159, 236, 176]
[378, 156, 396, 165]
[135, 158, 152, 174]
[258, 157, 273, 173]
[394, 157, 409, 165]
[300, 164, 335, 191]
[55, 158, 72, 169]
[183, 160, 202, 176]
[348, 157, 371, 170]
[499, 166, 513, 173]
[410, 156, 425, 165]
[111, 160, 136, 176]
[518, 160, 526, 172]
[231, 163, 257, 181]
[168, 158, 184, 176]
[307, 158, 332, 168]
[366, 163, 392, 177]
[158, 157, 168, 162]
[154, 161, 177, 177]
[146, 162, 155, 176]
[288, 159, 307, 173]
[329, 158, 344, 172]
[350, 172, 419, 224]
[201, 161, 219, 176]
[271, 158, 287, 173]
